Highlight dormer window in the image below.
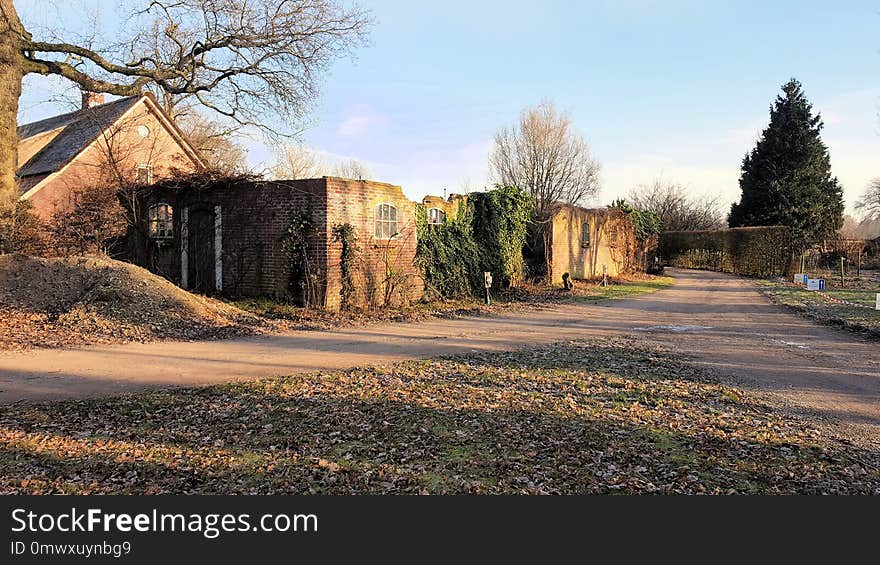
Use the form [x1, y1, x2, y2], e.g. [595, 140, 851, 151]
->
[148, 203, 173, 240]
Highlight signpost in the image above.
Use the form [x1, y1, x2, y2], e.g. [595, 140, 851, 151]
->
[807, 278, 825, 291]
[483, 272, 493, 305]
[793, 273, 808, 285]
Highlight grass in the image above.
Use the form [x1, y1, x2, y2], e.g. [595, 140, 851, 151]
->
[232, 275, 674, 329]
[758, 279, 880, 337]
[573, 276, 674, 302]
[1, 338, 875, 495]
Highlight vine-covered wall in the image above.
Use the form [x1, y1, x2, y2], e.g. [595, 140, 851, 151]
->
[415, 186, 533, 298]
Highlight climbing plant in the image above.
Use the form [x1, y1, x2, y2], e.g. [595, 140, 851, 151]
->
[415, 199, 481, 298]
[470, 185, 533, 288]
[281, 208, 322, 307]
[414, 185, 532, 298]
[331, 223, 360, 310]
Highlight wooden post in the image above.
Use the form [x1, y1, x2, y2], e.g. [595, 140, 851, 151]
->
[840, 256, 845, 287]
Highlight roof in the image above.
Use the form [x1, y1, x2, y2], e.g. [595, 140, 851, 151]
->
[16, 96, 141, 181]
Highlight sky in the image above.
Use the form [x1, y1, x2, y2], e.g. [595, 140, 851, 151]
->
[16, 0, 880, 214]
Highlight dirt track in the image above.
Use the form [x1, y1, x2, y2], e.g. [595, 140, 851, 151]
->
[1, 269, 878, 447]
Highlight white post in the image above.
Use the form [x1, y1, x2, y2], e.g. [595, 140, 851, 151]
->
[180, 207, 189, 289]
[875, 293, 879, 311]
[214, 205, 223, 292]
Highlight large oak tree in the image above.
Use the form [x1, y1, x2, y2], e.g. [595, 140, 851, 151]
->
[0, 0, 369, 201]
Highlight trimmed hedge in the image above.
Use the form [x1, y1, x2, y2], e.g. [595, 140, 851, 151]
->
[660, 226, 793, 277]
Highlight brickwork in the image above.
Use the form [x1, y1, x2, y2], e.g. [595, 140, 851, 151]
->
[143, 177, 424, 310]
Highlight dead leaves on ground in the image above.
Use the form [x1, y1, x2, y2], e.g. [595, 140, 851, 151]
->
[1, 338, 877, 494]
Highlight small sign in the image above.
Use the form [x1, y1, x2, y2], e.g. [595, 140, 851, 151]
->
[807, 278, 825, 291]
[483, 271, 493, 289]
[793, 273, 808, 285]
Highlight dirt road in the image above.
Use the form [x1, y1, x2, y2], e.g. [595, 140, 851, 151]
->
[1, 269, 877, 446]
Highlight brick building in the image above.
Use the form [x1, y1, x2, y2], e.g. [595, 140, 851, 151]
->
[140, 177, 423, 310]
[16, 92, 203, 221]
[549, 205, 638, 284]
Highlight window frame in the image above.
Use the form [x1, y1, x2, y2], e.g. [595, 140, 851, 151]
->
[148, 203, 174, 241]
[374, 203, 399, 239]
[581, 222, 591, 248]
[427, 207, 447, 225]
[136, 163, 154, 184]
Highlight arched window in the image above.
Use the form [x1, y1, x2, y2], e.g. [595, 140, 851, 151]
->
[581, 222, 591, 248]
[374, 203, 398, 238]
[427, 208, 446, 225]
[148, 203, 174, 240]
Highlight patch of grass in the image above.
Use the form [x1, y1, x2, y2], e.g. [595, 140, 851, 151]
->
[758, 280, 880, 337]
[573, 276, 674, 302]
[233, 276, 674, 330]
[1, 338, 876, 495]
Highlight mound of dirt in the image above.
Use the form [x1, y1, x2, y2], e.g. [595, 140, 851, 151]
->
[0, 254, 271, 350]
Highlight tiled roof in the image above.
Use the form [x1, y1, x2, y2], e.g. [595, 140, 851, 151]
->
[16, 96, 141, 181]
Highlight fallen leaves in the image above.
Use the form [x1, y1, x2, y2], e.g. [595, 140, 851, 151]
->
[1, 337, 877, 494]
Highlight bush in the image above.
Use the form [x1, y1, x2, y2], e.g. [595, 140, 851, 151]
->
[660, 226, 793, 277]
[0, 200, 44, 255]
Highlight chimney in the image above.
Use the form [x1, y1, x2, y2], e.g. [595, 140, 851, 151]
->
[81, 92, 105, 110]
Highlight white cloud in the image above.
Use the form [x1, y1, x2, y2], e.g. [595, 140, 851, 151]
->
[336, 105, 386, 139]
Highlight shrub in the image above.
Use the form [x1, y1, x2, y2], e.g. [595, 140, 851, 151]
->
[0, 199, 43, 255]
[660, 226, 793, 277]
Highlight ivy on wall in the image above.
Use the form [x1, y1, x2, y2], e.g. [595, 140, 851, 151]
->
[281, 208, 323, 307]
[470, 186, 533, 288]
[331, 223, 360, 310]
[415, 199, 481, 298]
[414, 185, 533, 298]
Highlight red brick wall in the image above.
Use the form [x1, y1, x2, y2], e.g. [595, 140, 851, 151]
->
[324, 178, 423, 310]
[143, 177, 424, 310]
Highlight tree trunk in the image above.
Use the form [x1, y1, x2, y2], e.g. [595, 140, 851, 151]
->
[0, 0, 25, 205]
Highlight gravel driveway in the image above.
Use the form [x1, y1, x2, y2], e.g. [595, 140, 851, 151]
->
[1, 268, 877, 447]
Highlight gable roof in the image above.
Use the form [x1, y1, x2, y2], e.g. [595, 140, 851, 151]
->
[16, 96, 141, 180]
[16, 94, 205, 196]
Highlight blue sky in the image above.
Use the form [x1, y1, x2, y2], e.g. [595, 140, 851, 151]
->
[17, 0, 880, 212]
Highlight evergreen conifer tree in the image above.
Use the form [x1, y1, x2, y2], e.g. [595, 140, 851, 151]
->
[729, 79, 844, 250]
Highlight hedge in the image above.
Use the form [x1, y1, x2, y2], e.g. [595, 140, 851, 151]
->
[660, 226, 793, 277]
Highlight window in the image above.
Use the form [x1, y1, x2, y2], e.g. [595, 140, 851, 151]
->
[136, 163, 154, 184]
[374, 203, 399, 239]
[581, 223, 591, 248]
[148, 203, 173, 240]
[609, 228, 618, 247]
[427, 208, 446, 225]
[137, 125, 151, 139]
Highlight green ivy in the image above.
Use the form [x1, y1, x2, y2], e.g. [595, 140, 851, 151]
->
[611, 199, 661, 243]
[331, 223, 360, 310]
[415, 199, 481, 298]
[470, 186, 533, 288]
[414, 185, 533, 298]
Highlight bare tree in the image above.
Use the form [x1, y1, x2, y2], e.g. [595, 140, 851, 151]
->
[271, 144, 326, 180]
[331, 158, 370, 181]
[0, 0, 371, 200]
[178, 113, 248, 175]
[628, 180, 725, 232]
[855, 178, 880, 221]
[489, 101, 600, 214]
[270, 144, 370, 180]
